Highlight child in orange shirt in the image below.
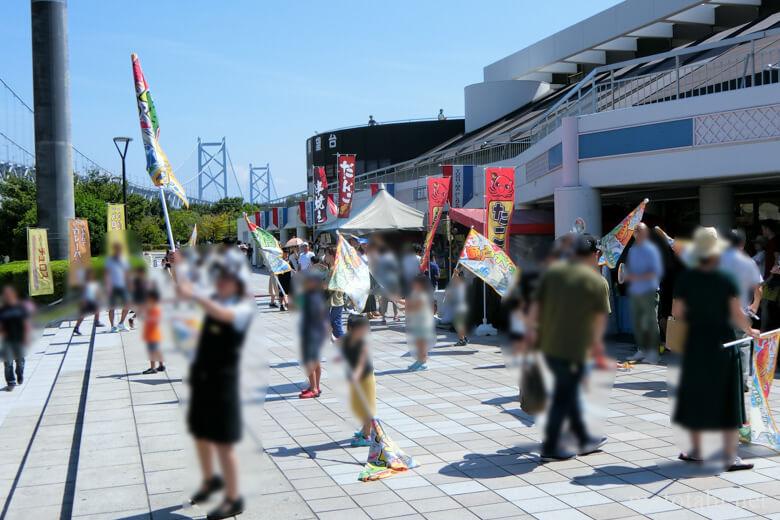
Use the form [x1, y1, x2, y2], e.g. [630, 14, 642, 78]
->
[142, 289, 165, 374]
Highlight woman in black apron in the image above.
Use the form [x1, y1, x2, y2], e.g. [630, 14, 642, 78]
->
[177, 258, 254, 520]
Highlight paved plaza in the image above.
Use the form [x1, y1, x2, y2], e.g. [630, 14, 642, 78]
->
[2, 272, 780, 519]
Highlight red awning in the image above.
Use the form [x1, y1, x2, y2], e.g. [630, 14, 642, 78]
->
[450, 208, 554, 235]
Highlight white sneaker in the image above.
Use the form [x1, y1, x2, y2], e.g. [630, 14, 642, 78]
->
[628, 351, 645, 362]
[118, 323, 129, 332]
[110, 326, 119, 333]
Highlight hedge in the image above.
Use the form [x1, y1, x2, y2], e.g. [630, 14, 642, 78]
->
[0, 256, 145, 304]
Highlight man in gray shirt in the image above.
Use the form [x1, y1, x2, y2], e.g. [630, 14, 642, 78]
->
[625, 224, 664, 363]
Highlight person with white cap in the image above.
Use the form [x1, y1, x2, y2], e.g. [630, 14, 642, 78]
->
[176, 253, 254, 519]
[672, 227, 758, 472]
[298, 243, 315, 271]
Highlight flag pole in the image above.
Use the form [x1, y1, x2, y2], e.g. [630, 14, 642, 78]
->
[475, 183, 497, 336]
[158, 187, 175, 251]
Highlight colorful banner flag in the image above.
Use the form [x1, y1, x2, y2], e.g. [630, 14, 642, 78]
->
[747, 330, 780, 450]
[599, 198, 649, 269]
[420, 177, 450, 272]
[271, 207, 279, 228]
[337, 154, 356, 218]
[359, 417, 419, 482]
[328, 193, 338, 217]
[281, 207, 289, 227]
[27, 228, 54, 297]
[131, 53, 189, 207]
[68, 219, 91, 285]
[485, 167, 515, 252]
[298, 201, 307, 226]
[328, 233, 370, 311]
[314, 166, 328, 224]
[442, 165, 475, 208]
[187, 224, 197, 247]
[370, 183, 395, 197]
[254, 211, 261, 227]
[457, 228, 518, 298]
[263, 210, 271, 229]
[243, 214, 291, 275]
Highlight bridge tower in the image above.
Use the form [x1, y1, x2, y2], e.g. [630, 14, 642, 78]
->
[249, 163, 271, 204]
[197, 137, 227, 200]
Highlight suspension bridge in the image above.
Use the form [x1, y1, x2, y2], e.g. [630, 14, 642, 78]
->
[0, 75, 276, 209]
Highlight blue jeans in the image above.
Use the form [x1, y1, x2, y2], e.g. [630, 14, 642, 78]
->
[330, 306, 344, 339]
[3, 341, 24, 386]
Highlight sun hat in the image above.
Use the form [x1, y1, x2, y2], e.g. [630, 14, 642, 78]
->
[691, 226, 727, 260]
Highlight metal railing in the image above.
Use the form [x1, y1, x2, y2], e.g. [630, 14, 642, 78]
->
[523, 26, 780, 142]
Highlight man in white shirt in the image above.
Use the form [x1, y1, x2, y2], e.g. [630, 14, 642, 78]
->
[721, 229, 763, 389]
[298, 243, 315, 271]
[721, 229, 763, 317]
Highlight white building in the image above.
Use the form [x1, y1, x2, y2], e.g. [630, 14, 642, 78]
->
[270, 0, 780, 246]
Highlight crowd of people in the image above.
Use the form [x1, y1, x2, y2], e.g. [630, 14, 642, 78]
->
[2, 215, 778, 519]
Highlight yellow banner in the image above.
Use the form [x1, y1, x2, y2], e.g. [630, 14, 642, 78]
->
[27, 228, 54, 296]
[107, 204, 126, 232]
[486, 200, 514, 252]
[106, 203, 128, 253]
[68, 219, 92, 285]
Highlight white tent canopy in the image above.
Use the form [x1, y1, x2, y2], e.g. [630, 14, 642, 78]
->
[319, 188, 424, 234]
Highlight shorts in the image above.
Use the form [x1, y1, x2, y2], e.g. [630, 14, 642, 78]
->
[109, 287, 129, 308]
[146, 342, 160, 353]
[301, 337, 323, 364]
[453, 311, 469, 331]
[81, 300, 98, 314]
[350, 373, 377, 422]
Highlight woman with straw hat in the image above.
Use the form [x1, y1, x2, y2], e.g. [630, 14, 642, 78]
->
[672, 227, 759, 472]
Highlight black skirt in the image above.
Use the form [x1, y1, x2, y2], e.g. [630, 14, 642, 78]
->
[188, 365, 242, 443]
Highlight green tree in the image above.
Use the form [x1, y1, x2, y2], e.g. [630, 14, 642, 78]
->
[0, 176, 37, 259]
[169, 209, 199, 243]
[199, 213, 231, 242]
[133, 215, 167, 248]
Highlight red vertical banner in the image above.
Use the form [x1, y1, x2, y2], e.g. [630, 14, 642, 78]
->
[298, 201, 307, 226]
[485, 167, 515, 252]
[327, 193, 338, 217]
[420, 176, 451, 272]
[254, 211, 261, 227]
[337, 154, 356, 218]
[271, 207, 279, 228]
[314, 166, 328, 224]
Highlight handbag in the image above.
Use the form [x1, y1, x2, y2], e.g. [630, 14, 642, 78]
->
[665, 316, 688, 353]
[520, 354, 547, 415]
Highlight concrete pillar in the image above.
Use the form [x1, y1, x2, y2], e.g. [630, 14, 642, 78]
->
[279, 227, 289, 245]
[296, 226, 308, 242]
[554, 186, 602, 238]
[699, 184, 734, 234]
[561, 116, 579, 187]
[31, 0, 74, 259]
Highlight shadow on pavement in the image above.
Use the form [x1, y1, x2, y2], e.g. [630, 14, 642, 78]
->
[440, 445, 541, 479]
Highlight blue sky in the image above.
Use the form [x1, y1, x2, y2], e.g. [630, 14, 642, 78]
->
[1, 0, 620, 199]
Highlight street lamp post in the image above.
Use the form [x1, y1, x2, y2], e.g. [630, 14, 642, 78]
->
[113, 137, 132, 221]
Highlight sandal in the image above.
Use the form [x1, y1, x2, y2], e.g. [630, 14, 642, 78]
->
[678, 451, 703, 463]
[726, 457, 754, 472]
[190, 475, 224, 504]
[206, 496, 245, 520]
